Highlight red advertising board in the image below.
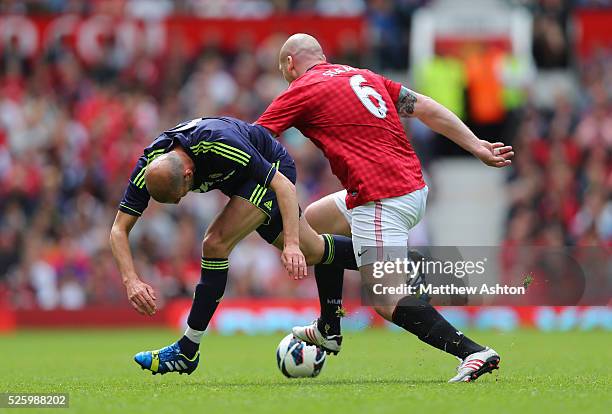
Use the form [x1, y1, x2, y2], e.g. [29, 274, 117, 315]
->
[0, 14, 366, 62]
[0, 305, 15, 332]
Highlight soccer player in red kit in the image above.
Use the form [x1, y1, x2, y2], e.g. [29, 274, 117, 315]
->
[256, 34, 514, 382]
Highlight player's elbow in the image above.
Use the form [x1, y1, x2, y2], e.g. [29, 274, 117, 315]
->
[109, 223, 128, 247]
[109, 226, 121, 247]
[108, 228, 117, 251]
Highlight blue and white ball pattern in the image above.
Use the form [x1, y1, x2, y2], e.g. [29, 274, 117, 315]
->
[276, 333, 326, 378]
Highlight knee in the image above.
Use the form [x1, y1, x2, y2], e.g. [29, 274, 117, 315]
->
[301, 233, 326, 266]
[300, 234, 324, 266]
[202, 232, 232, 257]
[304, 247, 322, 266]
[304, 204, 318, 227]
[304, 204, 319, 233]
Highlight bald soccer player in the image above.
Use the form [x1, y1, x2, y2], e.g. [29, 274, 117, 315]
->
[110, 116, 357, 376]
[256, 34, 514, 382]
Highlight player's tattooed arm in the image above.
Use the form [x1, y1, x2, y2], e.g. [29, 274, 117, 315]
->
[403, 88, 514, 167]
[397, 86, 418, 117]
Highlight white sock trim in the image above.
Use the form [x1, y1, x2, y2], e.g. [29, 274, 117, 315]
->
[184, 326, 205, 344]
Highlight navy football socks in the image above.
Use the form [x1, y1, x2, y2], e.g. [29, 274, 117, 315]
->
[179, 258, 229, 358]
[320, 234, 357, 270]
[314, 264, 344, 336]
[314, 235, 357, 336]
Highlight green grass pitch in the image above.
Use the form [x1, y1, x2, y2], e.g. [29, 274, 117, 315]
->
[2, 328, 610, 413]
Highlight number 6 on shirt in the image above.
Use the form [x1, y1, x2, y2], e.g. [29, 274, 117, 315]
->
[349, 74, 388, 119]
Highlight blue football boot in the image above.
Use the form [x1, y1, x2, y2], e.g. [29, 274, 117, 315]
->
[134, 342, 199, 375]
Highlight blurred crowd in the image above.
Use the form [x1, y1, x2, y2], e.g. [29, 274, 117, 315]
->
[504, 54, 611, 248]
[0, 0, 610, 310]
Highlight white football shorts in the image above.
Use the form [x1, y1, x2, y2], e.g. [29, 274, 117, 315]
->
[332, 186, 429, 267]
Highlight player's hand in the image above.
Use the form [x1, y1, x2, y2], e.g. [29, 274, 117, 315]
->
[125, 278, 157, 316]
[281, 244, 307, 280]
[473, 140, 514, 168]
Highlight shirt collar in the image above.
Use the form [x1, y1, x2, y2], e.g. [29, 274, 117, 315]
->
[305, 62, 326, 72]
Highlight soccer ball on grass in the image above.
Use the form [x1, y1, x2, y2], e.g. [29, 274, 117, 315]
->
[275, 334, 326, 378]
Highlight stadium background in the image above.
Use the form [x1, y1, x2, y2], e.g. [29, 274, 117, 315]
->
[0, 0, 610, 334]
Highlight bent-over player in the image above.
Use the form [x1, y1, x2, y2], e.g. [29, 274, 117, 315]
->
[110, 116, 357, 375]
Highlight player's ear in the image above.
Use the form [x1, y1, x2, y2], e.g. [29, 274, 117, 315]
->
[286, 55, 294, 70]
[184, 168, 194, 182]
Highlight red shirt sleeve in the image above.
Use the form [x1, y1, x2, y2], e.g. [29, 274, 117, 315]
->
[381, 76, 403, 104]
[255, 83, 310, 136]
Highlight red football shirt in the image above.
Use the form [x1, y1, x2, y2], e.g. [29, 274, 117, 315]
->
[256, 63, 425, 209]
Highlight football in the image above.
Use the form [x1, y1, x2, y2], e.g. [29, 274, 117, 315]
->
[275, 334, 326, 378]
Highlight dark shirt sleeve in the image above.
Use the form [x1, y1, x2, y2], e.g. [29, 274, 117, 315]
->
[207, 132, 277, 188]
[118, 135, 173, 216]
[119, 156, 151, 216]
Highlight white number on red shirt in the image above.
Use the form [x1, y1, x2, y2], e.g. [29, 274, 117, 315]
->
[349, 74, 388, 119]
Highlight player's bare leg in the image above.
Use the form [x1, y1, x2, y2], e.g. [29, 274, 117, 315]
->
[135, 196, 267, 375]
[304, 194, 352, 237]
[202, 196, 268, 258]
[358, 263, 398, 320]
